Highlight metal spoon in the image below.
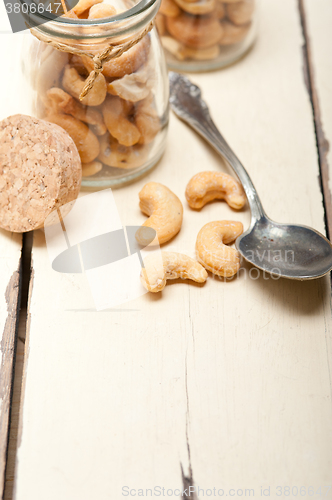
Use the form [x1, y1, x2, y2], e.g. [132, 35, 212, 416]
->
[169, 71, 332, 280]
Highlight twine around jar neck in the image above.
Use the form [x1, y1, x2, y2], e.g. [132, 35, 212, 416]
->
[30, 20, 154, 101]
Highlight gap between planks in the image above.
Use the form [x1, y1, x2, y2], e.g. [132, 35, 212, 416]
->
[298, 0, 332, 242]
[3, 233, 33, 500]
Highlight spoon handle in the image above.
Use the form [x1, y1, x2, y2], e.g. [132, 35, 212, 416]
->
[199, 121, 264, 219]
[169, 73, 265, 222]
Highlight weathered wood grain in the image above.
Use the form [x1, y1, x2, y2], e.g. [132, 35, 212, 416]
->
[0, 235, 22, 497]
[300, 0, 332, 238]
[12, 1, 332, 499]
[3, 309, 26, 500]
[0, 16, 27, 496]
[0, 13, 26, 496]
[4, 233, 33, 500]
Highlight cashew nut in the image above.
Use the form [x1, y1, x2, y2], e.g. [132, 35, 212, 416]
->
[81, 35, 151, 79]
[88, 3, 117, 18]
[107, 51, 155, 102]
[173, 0, 216, 16]
[215, 1, 226, 19]
[166, 13, 224, 49]
[72, 0, 102, 16]
[141, 252, 208, 292]
[102, 95, 141, 147]
[135, 96, 161, 145]
[160, 0, 181, 17]
[62, 10, 79, 18]
[180, 44, 220, 61]
[161, 36, 186, 60]
[82, 161, 103, 177]
[137, 182, 183, 245]
[185, 171, 246, 210]
[47, 114, 99, 163]
[196, 221, 243, 277]
[62, 65, 107, 106]
[155, 13, 166, 36]
[226, 0, 255, 26]
[98, 133, 148, 169]
[69, 55, 89, 76]
[220, 20, 251, 45]
[46, 87, 107, 136]
[36, 50, 68, 95]
[44, 87, 72, 114]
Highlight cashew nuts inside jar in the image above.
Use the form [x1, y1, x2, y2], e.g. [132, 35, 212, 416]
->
[24, 0, 169, 188]
[157, 0, 258, 71]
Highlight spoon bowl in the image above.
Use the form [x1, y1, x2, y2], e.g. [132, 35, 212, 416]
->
[169, 72, 332, 280]
[237, 216, 332, 279]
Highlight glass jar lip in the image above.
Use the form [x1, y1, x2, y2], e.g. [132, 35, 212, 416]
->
[33, 0, 159, 39]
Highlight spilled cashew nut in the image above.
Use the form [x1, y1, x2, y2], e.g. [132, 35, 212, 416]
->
[185, 171, 246, 210]
[137, 182, 183, 245]
[62, 65, 107, 106]
[102, 96, 141, 147]
[47, 114, 99, 163]
[141, 252, 208, 292]
[196, 221, 243, 277]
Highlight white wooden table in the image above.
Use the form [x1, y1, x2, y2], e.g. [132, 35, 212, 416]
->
[1, 1, 332, 498]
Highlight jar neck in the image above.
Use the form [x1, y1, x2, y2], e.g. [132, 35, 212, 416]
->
[32, 0, 159, 43]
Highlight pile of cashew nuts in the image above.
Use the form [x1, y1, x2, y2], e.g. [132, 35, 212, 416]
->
[156, 0, 255, 62]
[37, 0, 161, 178]
[139, 171, 247, 293]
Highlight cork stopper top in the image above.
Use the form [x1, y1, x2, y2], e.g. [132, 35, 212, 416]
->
[0, 114, 82, 233]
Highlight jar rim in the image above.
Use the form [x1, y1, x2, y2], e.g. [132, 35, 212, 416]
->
[32, 0, 159, 39]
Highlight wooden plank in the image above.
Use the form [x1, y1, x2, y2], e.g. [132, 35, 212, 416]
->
[3, 308, 27, 500]
[0, 11, 25, 496]
[0, 232, 21, 498]
[300, 0, 332, 238]
[13, 0, 332, 498]
[4, 234, 32, 500]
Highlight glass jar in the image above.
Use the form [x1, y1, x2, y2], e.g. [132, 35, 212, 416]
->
[23, 0, 169, 188]
[156, 0, 257, 71]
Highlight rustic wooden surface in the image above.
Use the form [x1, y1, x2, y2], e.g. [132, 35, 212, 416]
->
[0, 13, 24, 497]
[301, 0, 332, 237]
[0, 232, 21, 498]
[1, 0, 332, 499]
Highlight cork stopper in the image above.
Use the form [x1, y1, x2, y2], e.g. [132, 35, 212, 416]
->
[0, 114, 82, 233]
